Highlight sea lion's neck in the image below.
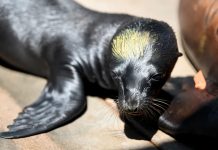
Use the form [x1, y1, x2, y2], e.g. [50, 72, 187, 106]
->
[76, 22, 123, 90]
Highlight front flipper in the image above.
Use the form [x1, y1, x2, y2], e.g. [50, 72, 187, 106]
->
[0, 66, 86, 138]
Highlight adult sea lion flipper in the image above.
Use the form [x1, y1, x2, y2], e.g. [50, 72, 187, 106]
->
[0, 66, 86, 139]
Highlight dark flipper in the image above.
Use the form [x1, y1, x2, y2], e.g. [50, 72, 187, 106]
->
[0, 66, 86, 138]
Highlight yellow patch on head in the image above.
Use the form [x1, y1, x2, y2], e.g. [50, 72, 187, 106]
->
[112, 29, 155, 59]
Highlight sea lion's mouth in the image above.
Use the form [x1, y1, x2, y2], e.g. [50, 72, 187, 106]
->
[119, 98, 170, 118]
[117, 103, 144, 116]
[125, 111, 143, 116]
[117, 105, 143, 116]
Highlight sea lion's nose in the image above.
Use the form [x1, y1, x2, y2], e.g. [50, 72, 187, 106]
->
[123, 88, 141, 112]
[124, 96, 141, 112]
[127, 99, 139, 111]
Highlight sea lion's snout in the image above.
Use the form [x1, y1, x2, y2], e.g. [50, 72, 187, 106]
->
[122, 88, 143, 112]
[122, 100, 140, 113]
[117, 82, 152, 115]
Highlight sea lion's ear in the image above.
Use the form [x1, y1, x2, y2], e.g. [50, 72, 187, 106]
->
[177, 52, 183, 57]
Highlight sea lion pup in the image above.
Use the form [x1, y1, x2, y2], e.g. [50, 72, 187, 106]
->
[0, 0, 181, 138]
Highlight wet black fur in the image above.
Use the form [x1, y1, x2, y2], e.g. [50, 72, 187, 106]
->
[0, 0, 180, 138]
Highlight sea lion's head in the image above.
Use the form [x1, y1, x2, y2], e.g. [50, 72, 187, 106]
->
[110, 18, 182, 117]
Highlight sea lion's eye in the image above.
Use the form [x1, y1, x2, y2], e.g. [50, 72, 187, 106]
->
[151, 73, 163, 82]
[111, 71, 121, 80]
[111, 71, 118, 77]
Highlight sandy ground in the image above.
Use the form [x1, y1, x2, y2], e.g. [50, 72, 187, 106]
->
[0, 0, 195, 149]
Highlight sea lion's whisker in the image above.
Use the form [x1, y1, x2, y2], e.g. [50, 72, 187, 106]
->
[118, 106, 126, 119]
[145, 106, 155, 118]
[148, 105, 162, 115]
[155, 98, 169, 101]
[102, 107, 115, 121]
[143, 109, 150, 118]
[138, 105, 145, 112]
[147, 107, 157, 118]
[151, 102, 167, 111]
[102, 106, 123, 130]
[152, 99, 170, 106]
[109, 130, 124, 138]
